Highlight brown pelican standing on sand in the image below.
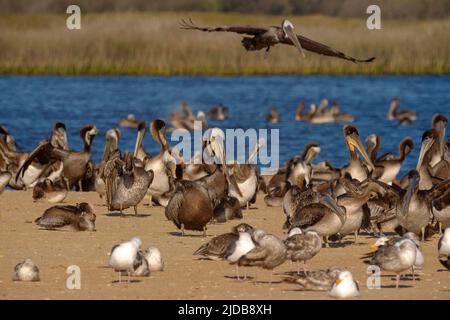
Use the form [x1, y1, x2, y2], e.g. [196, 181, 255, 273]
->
[399, 170, 450, 241]
[387, 97, 417, 124]
[193, 223, 254, 260]
[266, 106, 279, 124]
[32, 178, 68, 203]
[341, 125, 375, 182]
[16, 124, 98, 190]
[35, 202, 96, 231]
[144, 120, 178, 207]
[180, 19, 375, 63]
[104, 152, 154, 216]
[165, 131, 232, 236]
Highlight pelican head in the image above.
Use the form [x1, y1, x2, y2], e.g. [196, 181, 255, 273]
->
[343, 125, 375, 172]
[416, 129, 436, 170]
[282, 19, 306, 58]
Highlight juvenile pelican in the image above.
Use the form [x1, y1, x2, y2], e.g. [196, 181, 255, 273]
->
[104, 152, 154, 216]
[180, 19, 375, 63]
[35, 202, 96, 231]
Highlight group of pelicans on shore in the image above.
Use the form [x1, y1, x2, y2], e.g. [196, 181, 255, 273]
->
[1, 105, 448, 298]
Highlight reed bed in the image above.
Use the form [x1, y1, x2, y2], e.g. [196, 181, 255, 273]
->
[0, 12, 449, 75]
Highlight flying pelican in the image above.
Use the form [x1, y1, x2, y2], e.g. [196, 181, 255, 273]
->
[180, 19, 375, 63]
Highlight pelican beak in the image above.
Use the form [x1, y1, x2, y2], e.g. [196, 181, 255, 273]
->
[401, 173, 418, 217]
[335, 278, 343, 285]
[102, 136, 114, 162]
[134, 127, 145, 158]
[282, 19, 306, 58]
[370, 243, 378, 252]
[228, 173, 243, 197]
[346, 134, 375, 172]
[319, 194, 346, 225]
[416, 138, 434, 171]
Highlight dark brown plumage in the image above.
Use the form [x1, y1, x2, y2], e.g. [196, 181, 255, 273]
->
[35, 202, 96, 231]
[180, 18, 375, 64]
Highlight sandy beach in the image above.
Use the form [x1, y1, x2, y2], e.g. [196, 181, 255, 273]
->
[0, 190, 449, 300]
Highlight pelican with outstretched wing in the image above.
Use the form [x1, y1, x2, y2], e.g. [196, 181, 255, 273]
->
[180, 18, 375, 63]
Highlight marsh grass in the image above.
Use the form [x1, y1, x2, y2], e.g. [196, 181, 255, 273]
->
[0, 12, 449, 75]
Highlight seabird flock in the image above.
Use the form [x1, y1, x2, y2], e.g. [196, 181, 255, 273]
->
[1, 19, 449, 299]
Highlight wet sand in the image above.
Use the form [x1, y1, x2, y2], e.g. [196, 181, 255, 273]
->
[0, 190, 449, 300]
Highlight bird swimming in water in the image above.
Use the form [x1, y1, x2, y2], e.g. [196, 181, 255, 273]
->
[329, 270, 360, 299]
[35, 202, 96, 231]
[180, 18, 375, 63]
[109, 237, 143, 283]
[13, 259, 40, 282]
[387, 97, 417, 124]
[266, 107, 279, 124]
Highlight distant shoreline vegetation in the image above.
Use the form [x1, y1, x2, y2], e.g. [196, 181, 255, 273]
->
[0, 12, 449, 76]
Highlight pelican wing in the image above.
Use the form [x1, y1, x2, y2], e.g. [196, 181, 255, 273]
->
[16, 140, 69, 179]
[180, 18, 268, 35]
[281, 34, 375, 63]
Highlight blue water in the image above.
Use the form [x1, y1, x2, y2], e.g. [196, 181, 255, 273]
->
[0, 76, 448, 176]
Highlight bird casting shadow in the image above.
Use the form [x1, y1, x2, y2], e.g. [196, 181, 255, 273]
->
[168, 231, 208, 238]
[106, 212, 151, 218]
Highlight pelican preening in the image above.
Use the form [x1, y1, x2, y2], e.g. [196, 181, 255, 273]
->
[180, 18, 375, 63]
[35, 202, 96, 231]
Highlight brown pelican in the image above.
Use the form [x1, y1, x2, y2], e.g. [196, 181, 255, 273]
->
[95, 128, 121, 200]
[284, 266, 342, 291]
[104, 152, 154, 216]
[372, 137, 414, 184]
[32, 178, 68, 203]
[228, 139, 265, 209]
[284, 228, 322, 274]
[133, 122, 150, 163]
[109, 237, 142, 283]
[165, 132, 232, 236]
[35, 202, 96, 231]
[119, 114, 141, 129]
[170, 102, 207, 131]
[180, 19, 375, 63]
[328, 271, 360, 299]
[0, 124, 17, 152]
[429, 114, 449, 180]
[208, 104, 228, 121]
[145, 120, 178, 207]
[438, 228, 450, 270]
[295, 101, 305, 121]
[399, 170, 450, 240]
[213, 196, 243, 223]
[330, 101, 355, 123]
[235, 230, 287, 284]
[266, 106, 279, 124]
[50, 122, 69, 150]
[13, 259, 40, 282]
[387, 97, 417, 124]
[370, 237, 417, 288]
[194, 223, 253, 260]
[17, 124, 98, 190]
[341, 125, 375, 182]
